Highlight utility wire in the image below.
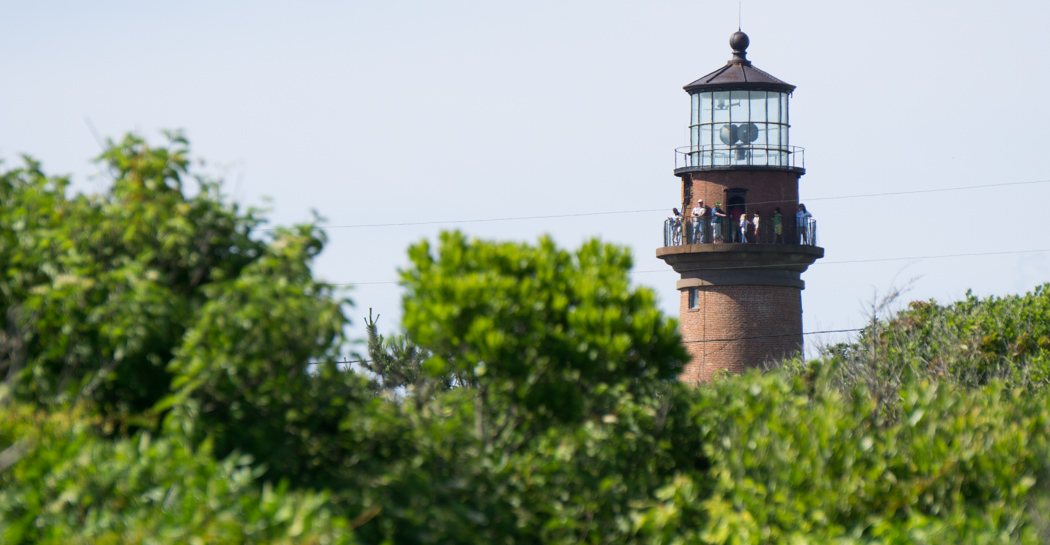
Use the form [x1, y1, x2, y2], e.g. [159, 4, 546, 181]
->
[683, 327, 861, 344]
[806, 178, 1050, 202]
[333, 327, 863, 368]
[261, 177, 1050, 232]
[819, 247, 1050, 265]
[628, 247, 1050, 274]
[332, 247, 1050, 287]
[261, 208, 663, 232]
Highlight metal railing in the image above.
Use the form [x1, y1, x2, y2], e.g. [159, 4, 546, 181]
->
[663, 216, 818, 247]
[675, 145, 805, 171]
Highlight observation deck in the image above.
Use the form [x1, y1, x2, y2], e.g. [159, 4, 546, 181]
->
[657, 216, 823, 290]
[662, 216, 817, 247]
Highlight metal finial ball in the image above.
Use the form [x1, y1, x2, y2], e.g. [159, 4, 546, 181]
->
[730, 31, 749, 52]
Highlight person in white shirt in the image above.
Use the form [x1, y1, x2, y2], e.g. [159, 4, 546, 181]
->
[691, 198, 708, 243]
[669, 208, 683, 244]
[739, 212, 750, 244]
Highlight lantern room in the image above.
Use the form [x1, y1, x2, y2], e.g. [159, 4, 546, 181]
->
[677, 31, 802, 173]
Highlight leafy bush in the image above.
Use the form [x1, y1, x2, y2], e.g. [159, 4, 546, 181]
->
[0, 401, 356, 544]
[401, 231, 686, 434]
[6, 134, 1050, 543]
[635, 369, 1050, 543]
[0, 133, 348, 427]
[818, 284, 1050, 416]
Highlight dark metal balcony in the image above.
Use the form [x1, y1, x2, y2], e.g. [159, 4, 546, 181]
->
[674, 145, 805, 174]
[663, 216, 817, 247]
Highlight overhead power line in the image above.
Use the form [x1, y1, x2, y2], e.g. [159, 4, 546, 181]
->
[806, 178, 1050, 202]
[334, 327, 862, 369]
[683, 327, 861, 344]
[332, 247, 1050, 287]
[820, 247, 1050, 265]
[263, 208, 664, 232]
[629, 247, 1050, 274]
[260, 177, 1050, 232]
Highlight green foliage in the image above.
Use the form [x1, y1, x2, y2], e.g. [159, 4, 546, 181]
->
[7, 133, 1050, 542]
[0, 132, 357, 486]
[162, 222, 355, 487]
[821, 283, 1050, 411]
[884, 285, 1050, 386]
[359, 309, 447, 398]
[0, 132, 270, 417]
[332, 233, 693, 544]
[328, 383, 706, 545]
[634, 369, 1050, 543]
[0, 401, 356, 544]
[401, 231, 686, 436]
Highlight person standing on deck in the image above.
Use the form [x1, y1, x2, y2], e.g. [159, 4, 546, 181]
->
[691, 198, 708, 243]
[712, 202, 727, 243]
[773, 207, 784, 244]
[796, 203, 812, 245]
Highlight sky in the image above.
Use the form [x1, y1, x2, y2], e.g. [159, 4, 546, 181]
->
[3, 1, 1049, 353]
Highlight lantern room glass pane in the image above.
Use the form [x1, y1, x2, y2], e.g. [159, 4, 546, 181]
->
[768, 92, 781, 124]
[712, 142, 727, 165]
[713, 91, 730, 123]
[730, 91, 748, 123]
[749, 91, 767, 123]
[699, 93, 713, 124]
[768, 124, 781, 147]
[700, 124, 713, 148]
[691, 93, 699, 125]
[782, 92, 789, 125]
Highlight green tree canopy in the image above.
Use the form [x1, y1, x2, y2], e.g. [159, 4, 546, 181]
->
[401, 231, 686, 438]
[5, 134, 1050, 543]
[0, 132, 359, 488]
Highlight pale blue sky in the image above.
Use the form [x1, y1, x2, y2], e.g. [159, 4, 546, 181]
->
[3, 1, 1049, 351]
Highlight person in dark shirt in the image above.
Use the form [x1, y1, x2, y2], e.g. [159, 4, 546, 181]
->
[669, 208, 682, 245]
[796, 203, 813, 244]
[712, 203, 727, 243]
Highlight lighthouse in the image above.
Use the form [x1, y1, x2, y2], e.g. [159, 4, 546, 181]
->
[657, 30, 824, 383]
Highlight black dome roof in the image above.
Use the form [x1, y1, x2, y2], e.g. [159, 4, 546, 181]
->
[683, 31, 795, 94]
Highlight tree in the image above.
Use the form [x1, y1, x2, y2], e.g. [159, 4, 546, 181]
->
[0, 132, 275, 417]
[7, 134, 1050, 543]
[359, 309, 451, 399]
[0, 132, 360, 487]
[400, 231, 687, 444]
[0, 399, 358, 545]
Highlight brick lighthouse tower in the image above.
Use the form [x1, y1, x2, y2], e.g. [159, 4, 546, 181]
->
[657, 30, 823, 383]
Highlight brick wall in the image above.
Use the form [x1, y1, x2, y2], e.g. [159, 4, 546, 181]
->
[682, 170, 803, 243]
[677, 284, 802, 384]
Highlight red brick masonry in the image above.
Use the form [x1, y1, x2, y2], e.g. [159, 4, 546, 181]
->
[677, 284, 802, 383]
[656, 242, 822, 383]
[683, 169, 803, 243]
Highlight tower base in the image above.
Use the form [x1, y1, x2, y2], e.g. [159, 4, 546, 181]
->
[657, 243, 823, 383]
[678, 284, 801, 383]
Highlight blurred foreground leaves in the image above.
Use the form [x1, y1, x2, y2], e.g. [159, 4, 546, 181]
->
[3, 134, 1050, 543]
